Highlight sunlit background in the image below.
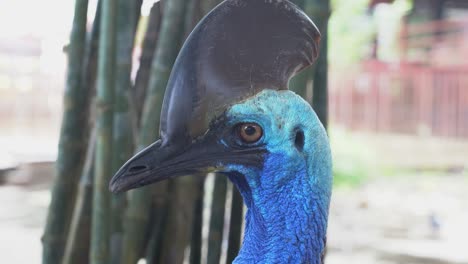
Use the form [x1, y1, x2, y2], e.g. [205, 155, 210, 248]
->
[0, 0, 467, 263]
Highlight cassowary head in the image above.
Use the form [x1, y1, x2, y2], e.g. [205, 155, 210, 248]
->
[110, 0, 332, 262]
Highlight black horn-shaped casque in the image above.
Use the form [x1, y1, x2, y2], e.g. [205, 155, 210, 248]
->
[110, 0, 320, 192]
[160, 0, 320, 145]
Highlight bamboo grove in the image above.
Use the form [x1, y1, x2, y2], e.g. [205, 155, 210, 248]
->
[42, 0, 330, 263]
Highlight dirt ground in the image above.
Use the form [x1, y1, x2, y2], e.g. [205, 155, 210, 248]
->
[327, 174, 468, 264]
[1, 167, 467, 264]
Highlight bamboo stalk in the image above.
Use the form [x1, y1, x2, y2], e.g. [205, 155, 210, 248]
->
[62, 128, 96, 264]
[133, 2, 162, 124]
[90, 0, 117, 262]
[289, 68, 313, 99]
[183, 2, 208, 264]
[207, 175, 228, 264]
[110, 0, 141, 263]
[147, 2, 206, 263]
[62, 3, 101, 263]
[42, 1, 90, 263]
[292, 0, 306, 7]
[305, 0, 330, 129]
[226, 183, 243, 264]
[184, 0, 203, 37]
[121, 0, 187, 262]
[303, 3, 331, 262]
[289, 0, 313, 99]
[190, 177, 205, 264]
[201, 0, 222, 14]
[144, 191, 170, 264]
[156, 176, 200, 264]
[186, 3, 228, 263]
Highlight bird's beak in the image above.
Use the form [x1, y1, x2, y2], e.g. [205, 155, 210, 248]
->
[109, 132, 265, 193]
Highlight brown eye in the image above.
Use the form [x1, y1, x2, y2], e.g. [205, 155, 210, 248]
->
[237, 123, 263, 143]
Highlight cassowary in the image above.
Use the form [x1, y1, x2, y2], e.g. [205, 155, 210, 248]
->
[110, 0, 332, 263]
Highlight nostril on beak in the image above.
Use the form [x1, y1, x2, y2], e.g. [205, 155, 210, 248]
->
[128, 165, 148, 173]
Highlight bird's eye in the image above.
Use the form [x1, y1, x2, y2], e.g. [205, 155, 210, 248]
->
[236, 123, 263, 144]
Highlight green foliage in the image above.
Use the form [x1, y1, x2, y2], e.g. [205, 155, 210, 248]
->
[373, 0, 412, 61]
[333, 160, 368, 187]
[330, 128, 374, 187]
[329, 0, 375, 66]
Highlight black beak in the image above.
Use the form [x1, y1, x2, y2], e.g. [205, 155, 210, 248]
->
[109, 131, 265, 193]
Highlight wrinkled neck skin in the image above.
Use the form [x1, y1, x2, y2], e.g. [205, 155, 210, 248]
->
[224, 90, 332, 264]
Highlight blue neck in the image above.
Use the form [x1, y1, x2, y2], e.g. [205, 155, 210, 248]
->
[227, 154, 329, 264]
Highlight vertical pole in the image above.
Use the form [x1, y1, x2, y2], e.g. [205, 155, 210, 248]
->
[207, 176, 228, 264]
[90, 0, 117, 262]
[226, 185, 243, 264]
[121, 0, 187, 262]
[42, 0, 90, 263]
[306, 0, 331, 130]
[110, 0, 141, 263]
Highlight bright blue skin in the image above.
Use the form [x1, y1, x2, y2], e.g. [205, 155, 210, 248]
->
[223, 90, 332, 263]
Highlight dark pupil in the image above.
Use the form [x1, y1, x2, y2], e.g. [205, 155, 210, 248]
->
[244, 125, 257, 136]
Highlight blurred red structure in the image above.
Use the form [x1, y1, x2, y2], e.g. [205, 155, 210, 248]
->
[401, 19, 468, 65]
[329, 18, 468, 138]
[330, 60, 468, 138]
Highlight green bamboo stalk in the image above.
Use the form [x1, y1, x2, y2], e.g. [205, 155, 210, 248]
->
[305, 0, 330, 129]
[110, 0, 141, 263]
[289, 0, 313, 99]
[183, 2, 208, 264]
[62, 3, 101, 262]
[121, 0, 187, 262]
[226, 183, 243, 264]
[144, 191, 170, 264]
[156, 176, 200, 264]
[184, 0, 203, 37]
[42, 1, 90, 263]
[292, 0, 306, 7]
[187, 3, 224, 263]
[207, 175, 228, 264]
[90, 0, 117, 263]
[289, 68, 313, 99]
[133, 2, 163, 123]
[62, 128, 96, 264]
[147, 2, 205, 263]
[190, 177, 205, 264]
[201, 0, 222, 14]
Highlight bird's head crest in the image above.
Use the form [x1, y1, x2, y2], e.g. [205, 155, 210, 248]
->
[110, 0, 320, 193]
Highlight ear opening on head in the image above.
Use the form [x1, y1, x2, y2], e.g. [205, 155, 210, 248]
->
[294, 129, 305, 151]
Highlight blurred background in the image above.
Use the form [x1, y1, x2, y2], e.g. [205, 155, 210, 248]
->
[0, 0, 467, 263]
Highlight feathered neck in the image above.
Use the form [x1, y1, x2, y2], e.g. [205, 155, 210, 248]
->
[227, 153, 330, 264]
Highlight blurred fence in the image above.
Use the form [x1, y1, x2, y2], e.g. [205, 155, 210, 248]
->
[330, 18, 468, 139]
[330, 60, 468, 138]
[401, 19, 468, 66]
